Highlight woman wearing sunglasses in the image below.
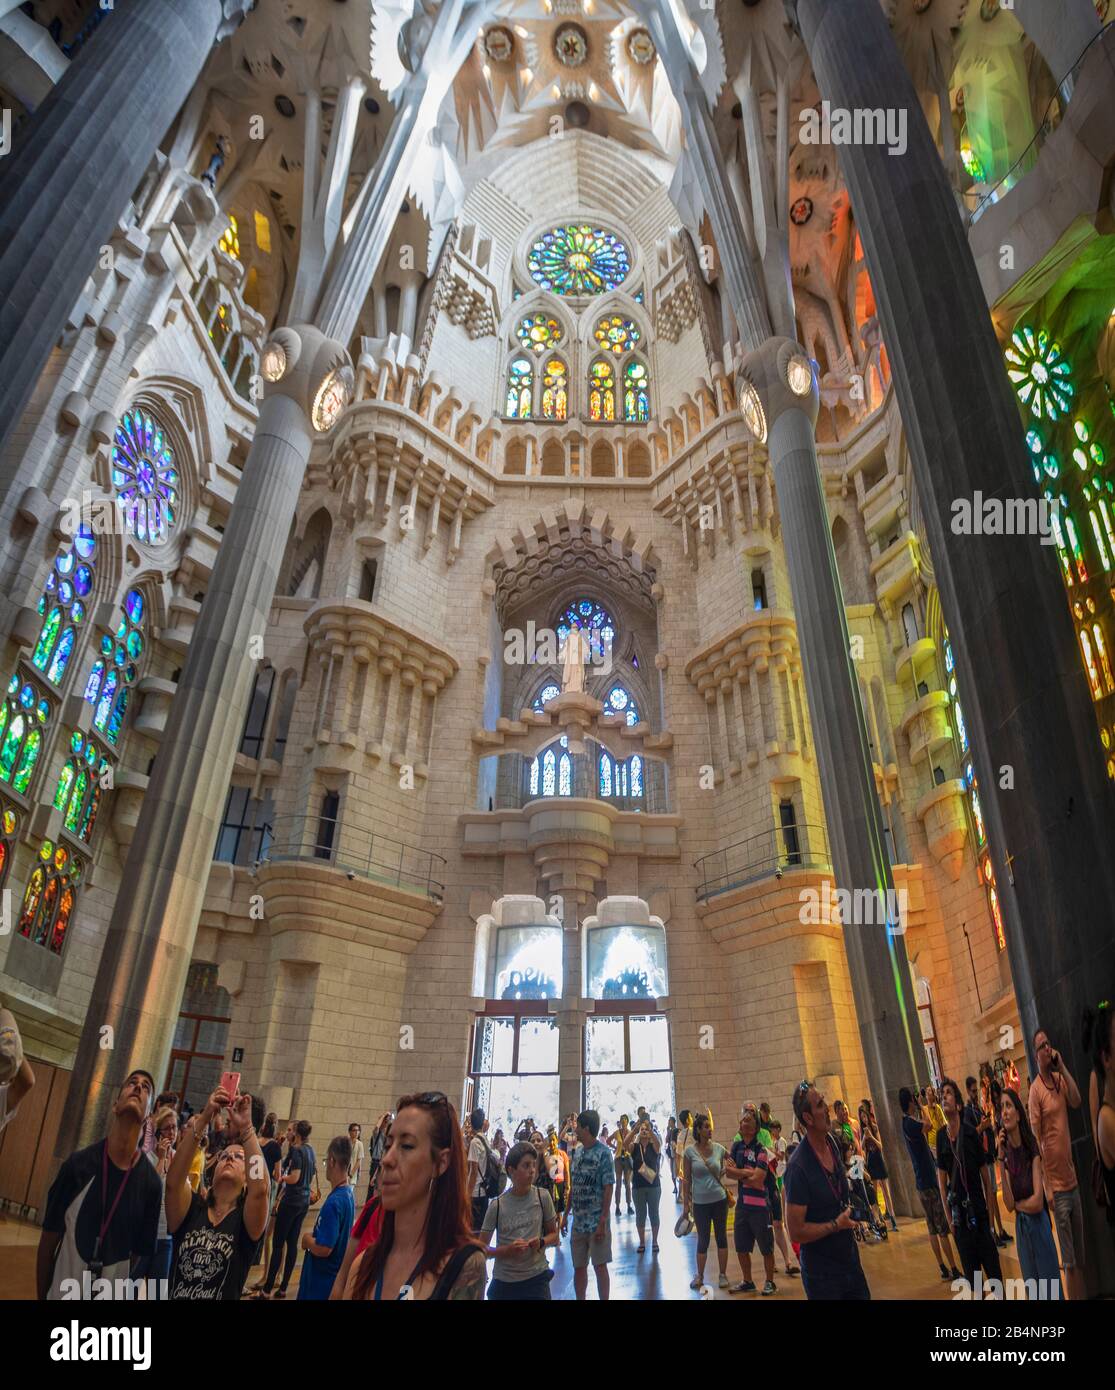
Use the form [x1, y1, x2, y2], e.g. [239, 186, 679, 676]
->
[342, 1093, 486, 1300]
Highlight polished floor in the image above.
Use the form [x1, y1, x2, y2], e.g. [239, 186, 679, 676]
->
[0, 1184, 1027, 1301]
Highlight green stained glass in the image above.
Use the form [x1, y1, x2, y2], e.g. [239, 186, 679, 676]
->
[12, 727, 40, 793]
[54, 762, 74, 811]
[64, 769, 87, 832]
[528, 225, 631, 296]
[0, 714, 24, 781]
[516, 313, 563, 354]
[46, 626, 74, 684]
[126, 629, 143, 660]
[593, 315, 641, 354]
[505, 358, 533, 419]
[32, 606, 62, 671]
[1004, 326, 1073, 421]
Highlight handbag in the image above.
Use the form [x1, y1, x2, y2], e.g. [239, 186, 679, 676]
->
[692, 1142, 734, 1207]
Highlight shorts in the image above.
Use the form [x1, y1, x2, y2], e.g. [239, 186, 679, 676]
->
[733, 1205, 774, 1257]
[769, 1188, 783, 1222]
[917, 1186, 949, 1237]
[571, 1228, 612, 1269]
[1052, 1187, 1085, 1270]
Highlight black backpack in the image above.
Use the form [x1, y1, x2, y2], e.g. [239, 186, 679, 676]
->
[477, 1134, 507, 1199]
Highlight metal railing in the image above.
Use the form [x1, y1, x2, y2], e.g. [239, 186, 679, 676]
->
[694, 822, 831, 902]
[258, 814, 446, 902]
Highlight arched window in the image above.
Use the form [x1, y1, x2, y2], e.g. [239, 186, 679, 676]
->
[598, 748, 645, 802]
[53, 730, 109, 842]
[604, 684, 639, 726]
[556, 599, 616, 652]
[527, 224, 631, 296]
[0, 804, 18, 888]
[541, 747, 557, 796]
[589, 360, 616, 422]
[529, 737, 574, 800]
[112, 408, 180, 546]
[505, 357, 533, 419]
[30, 526, 96, 686]
[623, 359, 650, 422]
[533, 683, 560, 712]
[18, 839, 82, 956]
[85, 588, 145, 746]
[540, 358, 568, 420]
[0, 675, 50, 794]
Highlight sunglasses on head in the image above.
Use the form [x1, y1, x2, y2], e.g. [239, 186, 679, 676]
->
[413, 1092, 449, 1107]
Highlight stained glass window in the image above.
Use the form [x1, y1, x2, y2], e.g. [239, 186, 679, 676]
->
[589, 360, 616, 422]
[85, 588, 144, 745]
[556, 599, 616, 662]
[1004, 326, 1074, 421]
[533, 683, 561, 712]
[53, 731, 109, 842]
[527, 224, 631, 296]
[505, 358, 533, 418]
[623, 360, 650, 422]
[605, 684, 640, 726]
[594, 315, 640, 355]
[0, 674, 50, 793]
[112, 409, 180, 546]
[30, 526, 95, 685]
[0, 803, 17, 888]
[558, 750, 572, 796]
[1025, 428, 1059, 483]
[541, 747, 556, 797]
[218, 215, 240, 259]
[541, 359, 568, 421]
[516, 313, 563, 354]
[17, 838, 82, 956]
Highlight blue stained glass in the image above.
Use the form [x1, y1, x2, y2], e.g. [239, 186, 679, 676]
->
[94, 669, 118, 731]
[71, 601, 84, 625]
[74, 565, 93, 596]
[19, 684, 34, 710]
[106, 689, 128, 745]
[631, 755, 643, 797]
[46, 627, 74, 683]
[600, 753, 613, 797]
[74, 527, 96, 559]
[56, 551, 74, 576]
[84, 660, 105, 703]
[125, 589, 144, 624]
[527, 224, 631, 296]
[529, 757, 539, 796]
[542, 748, 556, 797]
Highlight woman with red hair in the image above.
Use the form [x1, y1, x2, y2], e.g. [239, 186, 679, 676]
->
[342, 1093, 486, 1301]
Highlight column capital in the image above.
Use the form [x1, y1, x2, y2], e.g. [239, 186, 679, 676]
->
[737, 337, 819, 446]
[260, 324, 354, 430]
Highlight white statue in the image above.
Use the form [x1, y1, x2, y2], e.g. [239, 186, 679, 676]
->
[560, 627, 590, 694]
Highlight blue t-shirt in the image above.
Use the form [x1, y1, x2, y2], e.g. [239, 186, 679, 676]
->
[570, 1140, 613, 1233]
[297, 1183, 354, 1300]
[901, 1113, 937, 1191]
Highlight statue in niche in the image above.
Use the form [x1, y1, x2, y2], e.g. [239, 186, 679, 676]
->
[560, 626, 590, 694]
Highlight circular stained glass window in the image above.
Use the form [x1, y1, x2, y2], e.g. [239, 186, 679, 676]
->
[36, 699, 49, 724]
[594, 315, 641, 354]
[126, 629, 143, 660]
[528, 225, 631, 297]
[19, 684, 34, 710]
[70, 730, 83, 754]
[126, 590, 145, 625]
[74, 530, 95, 561]
[112, 408, 180, 546]
[74, 565, 93, 596]
[1004, 327, 1073, 422]
[790, 196, 814, 226]
[556, 599, 616, 652]
[533, 683, 561, 711]
[516, 313, 564, 354]
[39, 840, 53, 861]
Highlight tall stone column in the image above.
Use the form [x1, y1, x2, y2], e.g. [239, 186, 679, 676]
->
[791, 0, 1115, 1289]
[56, 327, 353, 1153]
[642, 0, 927, 1210]
[0, 0, 247, 462]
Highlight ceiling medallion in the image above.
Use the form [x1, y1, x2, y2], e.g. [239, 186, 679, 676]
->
[790, 195, 814, 226]
[626, 28, 656, 65]
[554, 23, 588, 68]
[483, 25, 514, 63]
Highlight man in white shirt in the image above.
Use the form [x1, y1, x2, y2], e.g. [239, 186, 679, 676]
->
[347, 1123, 364, 1189]
[466, 1107, 495, 1232]
[0, 1008, 34, 1137]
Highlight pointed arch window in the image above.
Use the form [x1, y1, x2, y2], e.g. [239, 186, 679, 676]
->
[112, 408, 180, 546]
[541, 358, 568, 420]
[558, 750, 572, 796]
[18, 839, 82, 956]
[84, 588, 145, 746]
[589, 360, 616, 422]
[533, 683, 560, 712]
[0, 675, 50, 794]
[623, 359, 650, 422]
[505, 358, 533, 419]
[53, 730, 109, 842]
[0, 804, 18, 889]
[605, 684, 639, 726]
[30, 526, 96, 687]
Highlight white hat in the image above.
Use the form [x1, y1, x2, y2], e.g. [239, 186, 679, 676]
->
[0, 1008, 23, 1085]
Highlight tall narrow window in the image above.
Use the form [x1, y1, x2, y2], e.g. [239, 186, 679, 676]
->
[901, 602, 919, 647]
[239, 667, 275, 759]
[315, 791, 339, 860]
[779, 799, 801, 866]
[540, 358, 568, 420]
[751, 568, 768, 610]
[30, 526, 96, 685]
[505, 358, 533, 418]
[18, 839, 81, 956]
[0, 675, 50, 794]
[589, 360, 616, 422]
[359, 559, 378, 601]
[623, 359, 650, 422]
[85, 588, 145, 746]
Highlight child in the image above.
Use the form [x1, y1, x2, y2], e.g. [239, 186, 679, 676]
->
[297, 1135, 355, 1299]
[481, 1140, 559, 1300]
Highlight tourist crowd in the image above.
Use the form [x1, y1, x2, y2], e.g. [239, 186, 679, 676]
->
[1, 998, 1111, 1302]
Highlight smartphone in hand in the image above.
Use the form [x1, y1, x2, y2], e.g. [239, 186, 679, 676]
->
[219, 1070, 241, 1102]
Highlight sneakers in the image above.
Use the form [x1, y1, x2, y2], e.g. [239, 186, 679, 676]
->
[689, 1276, 702, 1290]
[718, 1273, 729, 1288]
[939, 1263, 950, 1280]
[761, 1280, 777, 1296]
[730, 1280, 757, 1294]
[784, 1264, 800, 1277]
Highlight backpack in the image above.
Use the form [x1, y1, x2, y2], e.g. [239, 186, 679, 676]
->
[476, 1134, 507, 1199]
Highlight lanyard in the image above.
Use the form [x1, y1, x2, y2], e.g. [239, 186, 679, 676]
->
[374, 1256, 423, 1302]
[94, 1142, 138, 1262]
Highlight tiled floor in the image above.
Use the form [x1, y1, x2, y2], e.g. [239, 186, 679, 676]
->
[1, 1189, 1024, 1301]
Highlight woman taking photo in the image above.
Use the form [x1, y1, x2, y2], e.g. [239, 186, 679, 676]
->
[997, 1088, 1062, 1297]
[610, 1114, 634, 1216]
[627, 1117, 663, 1253]
[343, 1093, 486, 1300]
[682, 1113, 730, 1291]
[858, 1101, 899, 1233]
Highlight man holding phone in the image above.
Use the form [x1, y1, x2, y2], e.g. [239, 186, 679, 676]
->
[1028, 1027, 1085, 1299]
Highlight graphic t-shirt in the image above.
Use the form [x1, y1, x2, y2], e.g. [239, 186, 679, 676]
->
[481, 1186, 556, 1282]
[570, 1139, 613, 1233]
[42, 1139, 162, 1299]
[730, 1137, 772, 1208]
[901, 1113, 938, 1191]
[936, 1120, 990, 1220]
[298, 1183, 355, 1299]
[169, 1191, 261, 1300]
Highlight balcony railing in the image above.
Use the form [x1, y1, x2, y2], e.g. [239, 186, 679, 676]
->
[694, 822, 831, 902]
[259, 814, 446, 902]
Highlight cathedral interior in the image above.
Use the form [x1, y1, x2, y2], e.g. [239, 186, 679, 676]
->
[0, 0, 1113, 1298]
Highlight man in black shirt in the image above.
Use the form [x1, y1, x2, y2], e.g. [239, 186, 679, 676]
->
[38, 1069, 163, 1299]
[937, 1077, 1003, 1291]
[784, 1080, 869, 1300]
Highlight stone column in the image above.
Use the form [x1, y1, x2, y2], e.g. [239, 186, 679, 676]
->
[55, 326, 352, 1154]
[0, 0, 246, 460]
[792, 0, 1115, 1285]
[742, 338, 927, 1215]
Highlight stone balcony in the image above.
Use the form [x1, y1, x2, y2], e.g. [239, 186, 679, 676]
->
[914, 778, 970, 882]
[901, 689, 954, 766]
[869, 530, 922, 607]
